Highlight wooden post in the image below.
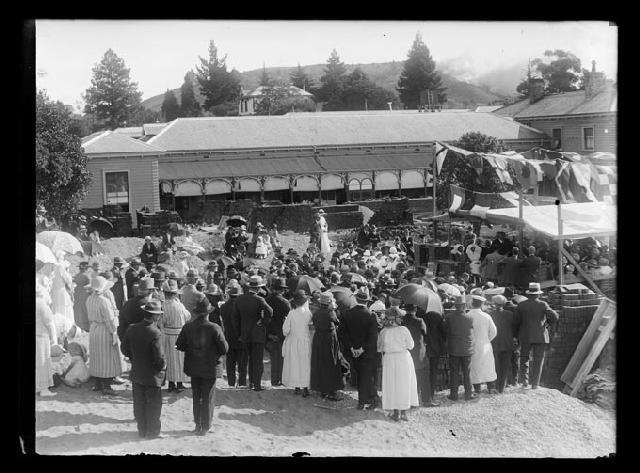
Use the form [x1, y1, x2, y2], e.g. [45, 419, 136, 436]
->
[431, 165, 437, 263]
[398, 170, 403, 197]
[519, 190, 524, 255]
[317, 176, 322, 204]
[557, 199, 564, 286]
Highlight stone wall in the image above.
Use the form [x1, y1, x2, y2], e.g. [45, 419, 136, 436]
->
[250, 203, 316, 233]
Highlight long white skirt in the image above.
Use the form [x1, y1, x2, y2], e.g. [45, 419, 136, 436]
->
[163, 333, 189, 383]
[36, 335, 53, 393]
[381, 351, 419, 410]
[282, 335, 311, 388]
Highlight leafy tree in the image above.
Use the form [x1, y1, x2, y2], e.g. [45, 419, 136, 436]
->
[453, 132, 506, 153]
[341, 67, 396, 110]
[160, 89, 180, 121]
[316, 49, 348, 111]
[36, 90, 93, 222]
[259, 65, 276, 87]
[195, 41, 242, 114]
[128, 107, 162, 126]
[397, 33, 447, 109]
[83, 49, 143, 129]
[180, 70, 201, 117]
[254, 86, 290, 115]
[533, 50, 582, 93]
[289, 64, 314, 91]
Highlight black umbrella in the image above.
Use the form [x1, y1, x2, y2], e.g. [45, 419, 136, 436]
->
[227, 215, 247, 228]
[288, 275, 324, 295]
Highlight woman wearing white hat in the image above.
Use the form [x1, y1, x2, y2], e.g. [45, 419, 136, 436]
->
[85, 276, 122, 395]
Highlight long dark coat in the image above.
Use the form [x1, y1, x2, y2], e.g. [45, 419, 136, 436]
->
[402, 315, 427, 369]
[310, 307, 345, 393]
[121, 319, 166, 387]
[176, 315, 228, 379]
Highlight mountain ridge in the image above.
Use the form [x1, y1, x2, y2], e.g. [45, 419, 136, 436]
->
[141, 61, 507, 113]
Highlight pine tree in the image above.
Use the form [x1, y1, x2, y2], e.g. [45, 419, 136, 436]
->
[160, 89, 180, 122]
[195, 41, 241, 113]
[259, 65, 275, 87]
[341, 68, 396, 110]
[396, 33, 447, 109]
[289, 64, 314, 91]
[37, 90, 93, 221]
[83, 49, 143, 129]
[317, 49, 348, 110]
[180, 70, 201, 117]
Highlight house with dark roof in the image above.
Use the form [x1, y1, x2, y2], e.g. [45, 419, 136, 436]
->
[494, 63, 617, 154]
[80, 111, 549, 225]
[239, 85, 316, 115]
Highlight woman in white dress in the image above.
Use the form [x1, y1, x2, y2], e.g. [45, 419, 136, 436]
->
[317, 210, 332, 268]
[282, 290, 313, 397]
[159, 279, 191, 392]
[466, 238, 483, 285]
[36, 282, 57, 396]
[377, 306, 419, 422]
[468, 295, 498, 394]
[50, 250, 75, 331]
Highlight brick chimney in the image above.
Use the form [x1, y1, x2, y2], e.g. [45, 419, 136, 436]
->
[529, 78, 545, 104]
[584, 61, 607, 100]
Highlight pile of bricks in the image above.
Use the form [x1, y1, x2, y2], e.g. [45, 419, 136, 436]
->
[542, 289, 604, 388]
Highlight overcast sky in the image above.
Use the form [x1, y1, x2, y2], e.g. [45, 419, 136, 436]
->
[35, 20, 617, 110]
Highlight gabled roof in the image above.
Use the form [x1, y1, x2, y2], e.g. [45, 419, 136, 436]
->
[148, 112, 546, 152]
[494, 86, 617, 119]
[142, 122, 168, 136]
[244, 85, 314, 98]
[82, 131, 164, 155]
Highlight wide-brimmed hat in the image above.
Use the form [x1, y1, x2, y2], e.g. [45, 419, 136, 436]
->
[162, 279, 180, 294]
[292, 289, 309, 306]
[526, 282, 543, 295]
[186, 269, 198, 279]
[85, 276, 114, 293]
[193, 294, 212, 315]
[492, 295, 507, 306]
[453, 294, 467, 306]
[204, 283, 222, 296]
[355, 287, 370, 302]
[319, 292, 335, 306]
[141, 300, 163, 316]
[247, 275, 265, 288]
[369, 300, 386, 312]
[138, 277, 156, 292]
[129, 257, 142, 266]
[227, 286, 243, 297]
[471, 294, 487, 302]
[113, 256, 126, 265]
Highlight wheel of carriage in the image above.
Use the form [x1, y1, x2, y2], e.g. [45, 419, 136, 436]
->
[87, 217, 115, 239]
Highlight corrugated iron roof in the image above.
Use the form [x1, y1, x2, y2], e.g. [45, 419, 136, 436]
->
[494, 87, 617, 118]
[149, 112, 546, 152]
[113, 126, 144, 137]
[244, 85, 314, 98]
[82, 131, 164, 155]
[318, 154, 429, 172]
[475, 105, 502, 113]
[143, 122, 169, 136]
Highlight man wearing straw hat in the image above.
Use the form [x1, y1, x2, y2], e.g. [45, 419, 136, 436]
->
[515, 282, 559, 389]
[176, 294, 228, 436]
[232, 275, 273, 391]
[444, 294, 476, 401]
[121, 300, 166, 439]
[342, 287, 380, 410]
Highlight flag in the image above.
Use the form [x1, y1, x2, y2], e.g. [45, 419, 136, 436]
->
[590, 164, 617, 204]
[434, 141, 448, 176]
[448, 184, 466, 213]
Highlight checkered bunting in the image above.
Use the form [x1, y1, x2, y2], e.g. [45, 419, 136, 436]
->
[591, 165, 617, 204]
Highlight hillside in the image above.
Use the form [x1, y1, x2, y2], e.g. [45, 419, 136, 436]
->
[141, 61, 505, 113]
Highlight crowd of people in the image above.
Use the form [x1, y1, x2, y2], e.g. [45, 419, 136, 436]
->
[36, 215, 573, 438]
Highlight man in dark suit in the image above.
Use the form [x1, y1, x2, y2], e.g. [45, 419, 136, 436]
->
[117, 278, 157, 343]
[232, 275, 273, 391]
[488, 295, 516, 393]
[514, 282, 559, 389]
[519, 246, 542, 288]
[121, 300, 166, 439]
[125, 258, 143, 300]
[402, 304, 431, 406]
[489, 231, 514, 256]
[140, 236, 158, 269]
[220, 286, 248, 387]
[265, 278, 290, 387]
[176, 294, 228, 436]
[342, 287, 379, 410]
[111, 256, 128, 310]
[444, 295, 476, 401]
[420, 307, 447, 406]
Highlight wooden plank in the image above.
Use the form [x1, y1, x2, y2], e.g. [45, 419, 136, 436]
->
[570, 313, 616, 397]
[560, 298, 615, 386]
[561, 247, 605, 297]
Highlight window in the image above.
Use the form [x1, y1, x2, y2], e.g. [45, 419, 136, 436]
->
[552, 128, 562, 149]
[583, 127, 595, 150]
[104, 171, 130, 212]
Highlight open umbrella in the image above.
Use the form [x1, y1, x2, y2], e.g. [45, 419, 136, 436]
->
[217, 255, 236, 267]
[36, 241, 58, 264]
[411, 277, 438, 292]
[37, 230, 84, 256]
[394, 283, 443, 314]
[437, 283, 461, 297]
[227, 215, 248, 228]
[346, 273, 368, 284]
[288, 275, 324, 295]
[329, 286, 357, 311]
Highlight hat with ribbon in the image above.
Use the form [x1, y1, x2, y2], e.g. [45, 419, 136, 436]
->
[453, 294, 467, 307]
[526, 282, 543, 295]
[248, 275, 265, 288]
[369, 300, 386, 312]
[113, 256, 127, 266]
[471, 294, 487, 302]
[161, 279, 180, 294]
[137, 277, 156, 292]
[227, 286, 243, 297]
[272, 278, 288, 291]
[141, 300, 163, 316]
[292, 289, 309, 306]
[85, 275, 114, 293]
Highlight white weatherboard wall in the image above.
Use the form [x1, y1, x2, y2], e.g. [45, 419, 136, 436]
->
[82, 156, 160, 227]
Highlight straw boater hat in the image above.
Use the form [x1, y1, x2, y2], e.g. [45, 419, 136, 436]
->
[292, 289, 309, 306]
[526, 282, 543, 295]
[141, 300, 163, 316]
[471, 294, 487, 302]
[85, 275, 114, 293]
[453, 294, 467, 307]
[319, 292, 335, 306]
[227, 286, 243, 297]
[138, 277, 156, 292]
[186, 269, 198, 280]
[162, 279, 180, 294]
[248, 275, 265, 288]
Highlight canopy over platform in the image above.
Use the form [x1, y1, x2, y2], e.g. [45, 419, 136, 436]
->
[483, 202, 616, 240]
